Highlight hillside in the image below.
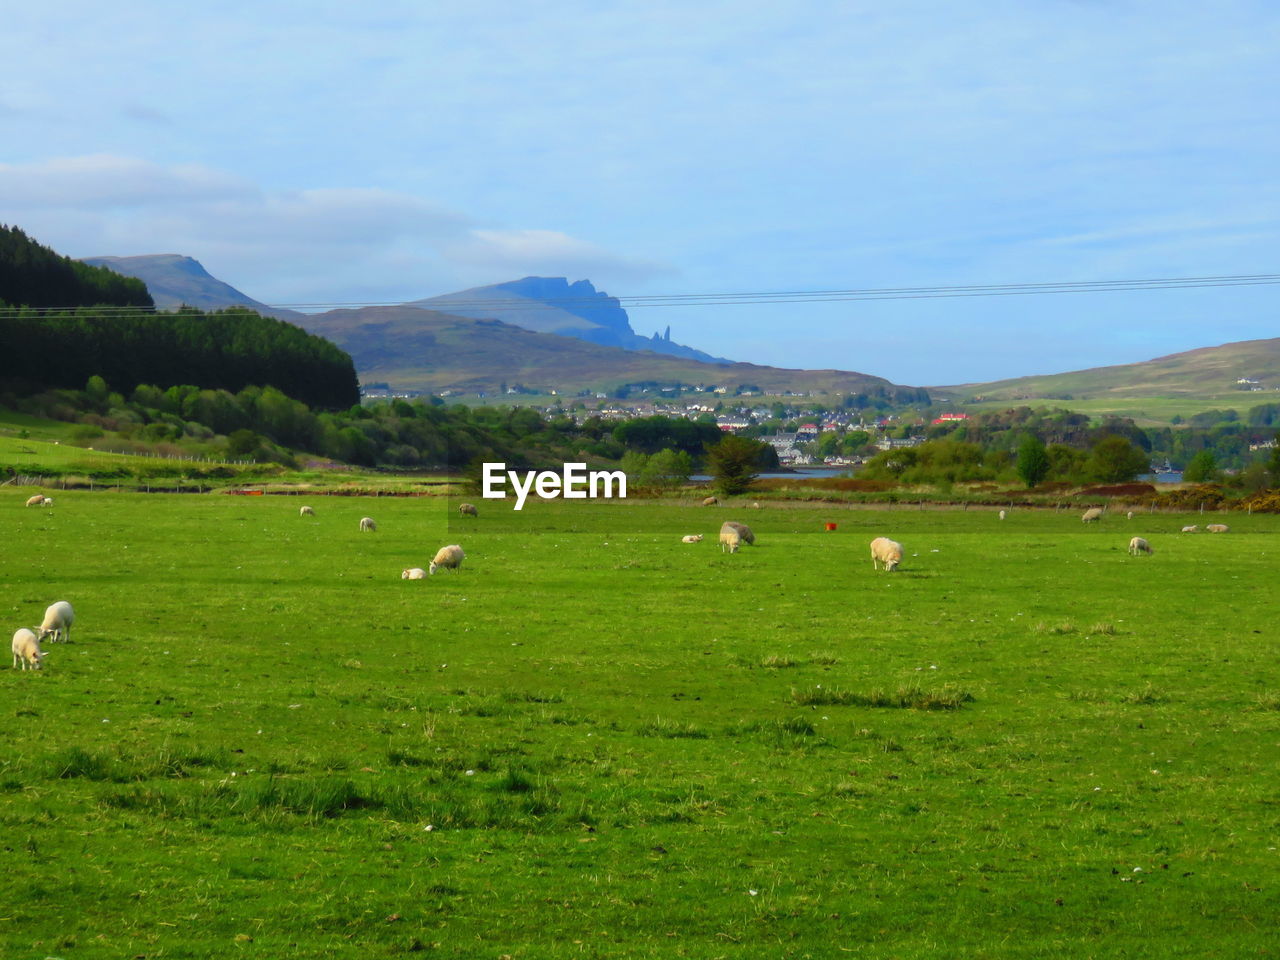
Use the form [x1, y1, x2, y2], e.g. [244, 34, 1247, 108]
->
[293, 305, 926, 399]
[409, 276, 729, 363]
[931, 337, 1280, 420]
[1, 225, 152, 309]
[79, 254, 306, 321]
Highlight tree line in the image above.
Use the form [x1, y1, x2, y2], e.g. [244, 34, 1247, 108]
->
[0, 225, 153, 309]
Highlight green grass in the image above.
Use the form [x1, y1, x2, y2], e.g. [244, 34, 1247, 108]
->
[1, 489, 1277, 957]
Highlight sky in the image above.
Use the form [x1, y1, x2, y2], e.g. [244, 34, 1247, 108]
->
[2, 1, 1278, 385]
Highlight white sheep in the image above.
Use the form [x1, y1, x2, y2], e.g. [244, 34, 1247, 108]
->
[359, 517, 377, 532]
[751, 502, 761, 509]
[401, 567, 427, 580]
[12, 628, 44, 670]
[998, 509, 1006, 520]
[719, 521, 755, 554]
[681, 534, 704, 543]
[1128, 536, 1154, 556]
[41, 497, 52, 506]
[702, 496, 719, 506]
[870, 536, 903, 572]
[1126, 511, 1134, 520]
[1081, 507, 1104, 523]
[299, 505, 315, 516]
[1181, 525, 1198, 533]
[24, 494, 44, 507]
[1206, 523, 1229, 533]
[38, 601, 74, 644]
[429, 544, 465, 575]
[458, 503, 478, 517]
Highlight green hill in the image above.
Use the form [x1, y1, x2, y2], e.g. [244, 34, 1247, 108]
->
[931, 337, 1280, 422]
[294, 305, 928, 400]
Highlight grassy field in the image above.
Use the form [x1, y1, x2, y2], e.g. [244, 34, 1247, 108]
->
[2, 491, 1277, 958]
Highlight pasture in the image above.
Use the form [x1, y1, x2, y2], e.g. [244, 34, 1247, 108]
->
[2, 492, 1277, 958]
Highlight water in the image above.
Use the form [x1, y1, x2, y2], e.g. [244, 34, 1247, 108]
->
[1139, 472, 1183, 484]
[691, 467, 851, 481]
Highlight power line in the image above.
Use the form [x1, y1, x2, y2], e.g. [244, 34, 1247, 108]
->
[3, 271, 1277, 317]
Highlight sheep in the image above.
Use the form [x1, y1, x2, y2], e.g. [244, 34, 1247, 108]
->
[681, 534, 704, 543]
[38, 601, 74, 644]
[1206, 523, 1229, 533]
[870, 536, 903, 572]
[1128, 536, 1154, 556]
[458, 503, 478, 517]
[299, 505, 315, 516]
[718, 521, 755, 554]
[1081, 507, 1104, 523]
[1181, 525, 1198, 533]
[429, 544, 465, 575]
[702, 496, 719, 506]
[24, 494, 44, 507]
[11, 628, 44, 670]
[359, 517, 377, 532]
[751, 502, 761, 509]
[401, 567, 427, 580]
[1127, 511, 1134, 520]
[998, 509, 1006, 521]
[41, 497, 52, 506]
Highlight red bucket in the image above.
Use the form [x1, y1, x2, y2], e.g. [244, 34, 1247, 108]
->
[824, 522, 837, 531]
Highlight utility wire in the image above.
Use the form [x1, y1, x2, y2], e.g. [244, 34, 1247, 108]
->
[3, 271, 1277, 317]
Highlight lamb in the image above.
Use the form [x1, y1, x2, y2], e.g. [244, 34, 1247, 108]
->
[38, 601, 74, 644]
[458, 503, 478, 517]
[870, 536, 904, 572]
[24, 494, 44, 507]
[429, 544, 465, 575]
[1081, 507, 1104, 523]
[299, 505, 315, 516]
[1181, 525, 1198, 533]
[1127, 511, 1134, 520]
[359, 517, 377, 532]
[998, 510, 1006, 520]
[1206, 523, 1230, 533]
[702, 496, 719, 506]
[401, 567, 427, 580]
[681, 534, 704, 543]
[751, 502, 761, 509]
[1128, 536, 1154, 556]
[719, 521, 755, 554]
[41, 497, 52, 506]
[12, 628, 44, 670]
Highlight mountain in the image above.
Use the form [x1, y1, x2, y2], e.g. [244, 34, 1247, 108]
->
[294, 305, 926, 400]
[408, 276, 730, 363]
[931, 337, 1280, 419]
[79, 254, 306, 322]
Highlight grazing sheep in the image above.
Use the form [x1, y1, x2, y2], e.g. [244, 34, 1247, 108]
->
[751, 502, 761, 509]
[1081, 507, 1104, 523]
[998, 510, 1006, 521]
[1206, 523, 1230, 533]
[1127, 511, 1134, 520]
[702, 496, 718, 506]
[38, 601, 74, 644]
[41, 497, 52, 506]
[12, 628, 44, 670]
[359, 517, 377, 532]
[24, 494, 44, 507]
[299, 505, 315, 516]
[681, 534, 704, 543]
[458, 503, 478, 517]
[718, 521, 755, 554]
[870, 537, 904, 572]
[1128, 536, 1154, 556]
[401, 567, 427, 580]
[429, 544, 465, 575]
[1181, 525, 1198, 533]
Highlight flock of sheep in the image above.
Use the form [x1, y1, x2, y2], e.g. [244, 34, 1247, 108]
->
[10, 492, 1238, 673]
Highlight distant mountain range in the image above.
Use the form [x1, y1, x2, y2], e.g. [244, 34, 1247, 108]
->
[409, 276, 728, 363]
[82, 254, 926, 397]
[79, 255, 308, 322]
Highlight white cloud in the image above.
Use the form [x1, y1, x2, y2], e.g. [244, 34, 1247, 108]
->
[0, 155, 665, 302]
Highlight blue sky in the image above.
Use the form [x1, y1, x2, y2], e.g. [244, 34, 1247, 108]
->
[3, 1, 1278, 384]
